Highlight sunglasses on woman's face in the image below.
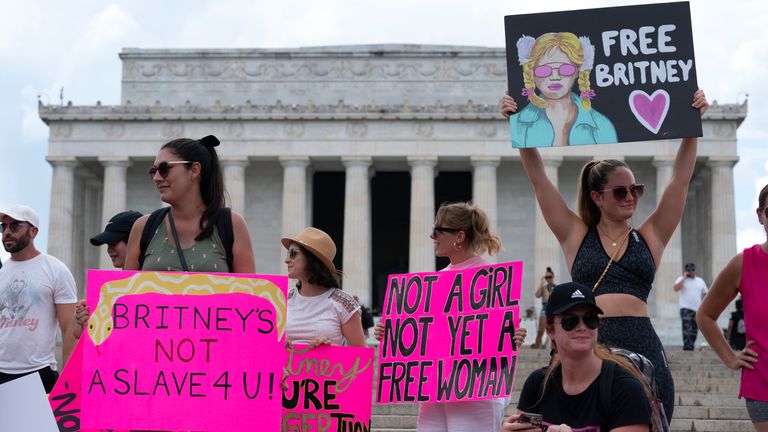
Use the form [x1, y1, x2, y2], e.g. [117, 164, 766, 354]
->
[559, 313, 600, 331]
[534, 62, 578, 78]
[432, 226, 461, 237]
[598, 184, 645, 201]
[285, 249, 299, 259]
[148, 160, 191, 179]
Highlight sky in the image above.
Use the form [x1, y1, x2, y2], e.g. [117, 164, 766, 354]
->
[1, 0, 766, 263]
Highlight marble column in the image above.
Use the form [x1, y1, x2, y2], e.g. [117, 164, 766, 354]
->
[533, 156, 563, 314]
[99, 157, 131, 270]
[221, 157, 250, 215]
[709, 157, 739, 282]
[280, 156, 310, 268]
[342, 156, 373, 307]
[652, 156, 683, 345]
[47, 156, 79, 271]
[83, 177, 102, 293]
[408, 156, 438, 273]
[472, 156, 501, 262]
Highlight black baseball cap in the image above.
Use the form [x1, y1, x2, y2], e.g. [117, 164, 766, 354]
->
[545, 282, 604, 317]
[90, 210, 142, 246]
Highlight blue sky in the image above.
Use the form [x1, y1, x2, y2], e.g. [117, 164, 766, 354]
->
[1, 0, 766, 262]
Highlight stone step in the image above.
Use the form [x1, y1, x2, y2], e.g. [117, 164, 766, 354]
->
[670, 419, 754, 432]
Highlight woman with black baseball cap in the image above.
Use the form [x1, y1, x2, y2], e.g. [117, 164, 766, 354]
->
[503, 282, 651, 432]
[90, 210, 142, 269]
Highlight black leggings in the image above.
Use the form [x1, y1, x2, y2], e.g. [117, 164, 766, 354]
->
[0, 366, 59, 393]
[598, 316, 675, 421]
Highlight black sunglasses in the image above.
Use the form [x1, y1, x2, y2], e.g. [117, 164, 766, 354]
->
[286, 249, 299, 259]
[148, 160, 192, 178]
[597, 183, 645, 201]
[0, 221, 30, 233]
[432, 226, 461, 236]
[559, 313, 600, 331]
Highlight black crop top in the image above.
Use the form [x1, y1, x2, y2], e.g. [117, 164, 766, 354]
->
[571, 226, 655, 303]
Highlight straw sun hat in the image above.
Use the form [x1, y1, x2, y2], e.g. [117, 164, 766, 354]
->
[281, 227, 337, 274]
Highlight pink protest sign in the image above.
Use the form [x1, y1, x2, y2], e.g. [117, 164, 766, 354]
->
[80, 270, 288, 431]
[282, 344, 374, 432]
[376, 261, 522, 404]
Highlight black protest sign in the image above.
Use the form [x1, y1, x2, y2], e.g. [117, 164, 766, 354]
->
[504, 1, 700, 148]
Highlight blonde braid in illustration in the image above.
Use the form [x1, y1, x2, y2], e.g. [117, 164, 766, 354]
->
[86, 273, 286, 349]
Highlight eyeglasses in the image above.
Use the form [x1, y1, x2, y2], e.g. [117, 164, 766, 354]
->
[286, 249, 299, 259]
[559, 313, 600, 331]
[148, 161, 192, 178]
[432, 226, 461, 237]
[544, 275, 553, 279]
[597, 184, 645, 201]
[534, 62, 578, 78]
[0, 221, 30, 233]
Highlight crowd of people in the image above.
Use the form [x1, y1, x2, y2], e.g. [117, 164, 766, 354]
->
[0, 78, 765, 431]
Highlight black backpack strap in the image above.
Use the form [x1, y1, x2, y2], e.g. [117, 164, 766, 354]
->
[599, 360, 616, 419]
[216, 208, 234, 272]
[139, 207, 170, 269]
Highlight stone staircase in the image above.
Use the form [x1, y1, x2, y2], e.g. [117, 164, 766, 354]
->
[370, 347, 750, 432]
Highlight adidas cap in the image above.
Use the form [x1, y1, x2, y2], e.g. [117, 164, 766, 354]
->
[545, 282, 604, 317]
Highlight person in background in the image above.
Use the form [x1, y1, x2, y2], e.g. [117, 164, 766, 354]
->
[673, 262, 708, 351]
[353, 295, 375, 339]
[90, 210, 143, 269]
[532, 266, 556, 348]
[726, 298, 747, 351]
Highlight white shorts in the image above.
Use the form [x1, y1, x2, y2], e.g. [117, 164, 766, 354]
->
[417, 398, 507, 432]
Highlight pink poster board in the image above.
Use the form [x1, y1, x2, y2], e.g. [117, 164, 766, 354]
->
[376, 261, 522, 404]
[79, 270, 288, 431]
[282, 344, 374, 431]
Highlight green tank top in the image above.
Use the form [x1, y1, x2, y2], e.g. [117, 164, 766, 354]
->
[141, 217, 229, 272]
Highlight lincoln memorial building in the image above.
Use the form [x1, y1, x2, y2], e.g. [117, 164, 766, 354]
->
[38, 45, 746, 344]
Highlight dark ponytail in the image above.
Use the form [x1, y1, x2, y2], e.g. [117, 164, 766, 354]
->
[161, 135, 226, 240]
[759, 184, 768, 210]
[576, 159, 628, 226]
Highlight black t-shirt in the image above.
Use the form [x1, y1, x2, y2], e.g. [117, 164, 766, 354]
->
[729, 310, 747, 350]
[517, 362, 651, 431]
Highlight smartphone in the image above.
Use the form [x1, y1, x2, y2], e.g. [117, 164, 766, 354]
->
[517, 412, 544, 428]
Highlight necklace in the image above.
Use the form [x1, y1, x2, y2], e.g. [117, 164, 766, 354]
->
[598, 225, 633, 247]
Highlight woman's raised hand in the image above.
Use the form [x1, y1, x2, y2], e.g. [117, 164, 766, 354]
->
[500, 93, 518, 119]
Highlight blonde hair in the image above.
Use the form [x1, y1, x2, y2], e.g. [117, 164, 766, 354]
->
[521, 32, 593, 110]
[435, 202, 502, 255]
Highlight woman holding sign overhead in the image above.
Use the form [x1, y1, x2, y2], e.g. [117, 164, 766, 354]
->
[282, 227, 366, 348]
[376, 202, 526, 432]
[500, 88, 709, 420]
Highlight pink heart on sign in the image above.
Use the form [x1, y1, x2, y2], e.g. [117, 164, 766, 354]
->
[629, 89, 670, 134]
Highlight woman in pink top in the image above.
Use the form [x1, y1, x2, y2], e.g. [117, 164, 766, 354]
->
[697, 184, 768, 430]
[376, 202, 526, 431]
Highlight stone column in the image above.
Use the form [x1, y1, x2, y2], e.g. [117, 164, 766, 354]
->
[534, 155, 563, 289]
[280, 156, 310, 267]
[472, 156, 501, 262]
[342, 156, 373, 307]
[221, 157, 250, 215]
[652, 156, 683, 345]
[47, 156, 79, 270]
[709, 157, 739, 281]
[408, 156, 438, 273]
[99, 157, 131, 270]
[84, 178, 102, 291]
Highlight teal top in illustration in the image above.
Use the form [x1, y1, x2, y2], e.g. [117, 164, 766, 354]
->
[510, 93, 618, 148]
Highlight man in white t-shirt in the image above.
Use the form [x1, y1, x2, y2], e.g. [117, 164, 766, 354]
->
[673, 262, 708, 351]
[0, 205, 77, 392]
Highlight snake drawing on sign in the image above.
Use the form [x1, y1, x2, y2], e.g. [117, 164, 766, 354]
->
[86, 273, 286, 349]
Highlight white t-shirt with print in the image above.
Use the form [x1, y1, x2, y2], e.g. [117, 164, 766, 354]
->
[0, 254, 77, 373]
[675, 275, 708, 311]
[286, 287, 361, 346]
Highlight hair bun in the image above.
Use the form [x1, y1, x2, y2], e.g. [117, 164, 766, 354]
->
[199, 135, 220, 148]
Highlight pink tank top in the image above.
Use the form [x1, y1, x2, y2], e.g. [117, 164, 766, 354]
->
[739, 244, 768, 402]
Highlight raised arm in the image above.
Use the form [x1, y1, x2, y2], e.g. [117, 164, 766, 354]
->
[642, 89, 708, 253]
[501, 93, 586, 255]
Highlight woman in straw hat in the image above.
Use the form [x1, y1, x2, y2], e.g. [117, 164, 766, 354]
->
[282, 227, 366, 347]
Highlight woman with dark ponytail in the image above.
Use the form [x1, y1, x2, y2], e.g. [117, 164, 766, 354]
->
[500, 89, 709, 420]
[124, 135, 255, 273]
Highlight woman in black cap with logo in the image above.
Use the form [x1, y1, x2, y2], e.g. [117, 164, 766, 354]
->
[502, 282, 651, 432]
